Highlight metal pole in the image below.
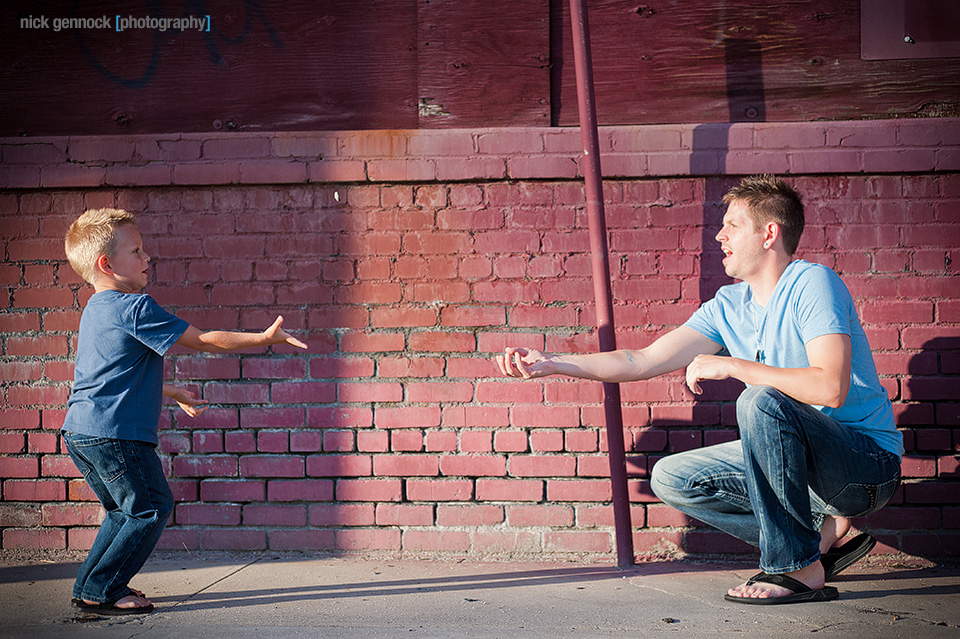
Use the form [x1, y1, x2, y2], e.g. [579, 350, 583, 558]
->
[568, 0, 634, 568]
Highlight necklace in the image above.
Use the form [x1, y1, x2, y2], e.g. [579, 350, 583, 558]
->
[751, 299, 768, 363]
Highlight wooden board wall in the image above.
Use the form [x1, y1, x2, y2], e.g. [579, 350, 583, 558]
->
[2, 0, 959, 136]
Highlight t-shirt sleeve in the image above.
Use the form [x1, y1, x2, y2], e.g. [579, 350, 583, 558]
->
[132, 295, 189, 355]
[683, 297, 725, 348]
[794, 267, 852, 343]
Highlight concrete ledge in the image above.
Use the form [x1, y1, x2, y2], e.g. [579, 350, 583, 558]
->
[2, 119, 958, 189]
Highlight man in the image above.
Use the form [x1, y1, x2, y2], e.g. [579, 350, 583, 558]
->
[497, 175, 902, 604]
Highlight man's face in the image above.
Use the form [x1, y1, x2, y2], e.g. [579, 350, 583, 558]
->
[715, 200, 765, 281]
[102, 224, 150, 292]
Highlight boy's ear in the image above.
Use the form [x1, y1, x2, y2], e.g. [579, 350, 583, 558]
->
[95, 254, 113, 276]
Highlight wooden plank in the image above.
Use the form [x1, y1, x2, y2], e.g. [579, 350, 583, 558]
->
[1, 0, 418, 136]
[553, 0, 960, 125]
[417, 0, 550, 128]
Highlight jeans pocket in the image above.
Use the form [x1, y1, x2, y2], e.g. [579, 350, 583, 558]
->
[828, 475, 900, 518]
[69, 436, 128, 484]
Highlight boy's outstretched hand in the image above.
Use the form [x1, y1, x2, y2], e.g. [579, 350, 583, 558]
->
[264, 315, 308, 349]
[163, 385, 209, 417]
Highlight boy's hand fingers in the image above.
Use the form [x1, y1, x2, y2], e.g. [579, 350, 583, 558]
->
[287, 335, 308, 349]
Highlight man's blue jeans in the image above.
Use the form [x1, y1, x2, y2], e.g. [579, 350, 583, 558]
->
[650, 386, 901, 575]
[63, 433, 174, 603]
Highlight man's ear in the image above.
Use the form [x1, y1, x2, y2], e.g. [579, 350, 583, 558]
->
[764, 222, 780, 245]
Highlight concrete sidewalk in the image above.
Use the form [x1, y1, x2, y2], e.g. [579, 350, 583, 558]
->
[1, 552, 958, 639]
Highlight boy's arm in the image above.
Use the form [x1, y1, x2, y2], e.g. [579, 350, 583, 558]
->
[162, 384, 209, 417]
[176, 315, 307, 353]
[497, 326, 722, 383]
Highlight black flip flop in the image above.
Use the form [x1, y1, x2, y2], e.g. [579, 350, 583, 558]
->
[821, 533, 876, 581]
[724, 572, 839, 605]
[76, 600, 154, 616]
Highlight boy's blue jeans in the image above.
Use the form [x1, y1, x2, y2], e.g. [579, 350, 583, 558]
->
[650, 385, 901, 575]
[63, 433, 174, 603]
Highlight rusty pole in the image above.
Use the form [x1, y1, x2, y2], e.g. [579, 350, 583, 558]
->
[568, 0, 634, 568]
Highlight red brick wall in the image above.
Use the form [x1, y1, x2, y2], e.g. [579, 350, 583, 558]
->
[1, 120, 958, 559]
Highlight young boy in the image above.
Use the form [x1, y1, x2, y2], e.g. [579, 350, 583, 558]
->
[62, 208, 307, 615]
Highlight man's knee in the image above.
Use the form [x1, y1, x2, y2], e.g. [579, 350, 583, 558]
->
[736, 385, 790, 429]
[649, 455, 685, 506]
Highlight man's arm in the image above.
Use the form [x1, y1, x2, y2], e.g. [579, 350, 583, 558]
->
[497, 326, 722, 383]
[685, 333, 851, 408]
[176, 315, 307, 353]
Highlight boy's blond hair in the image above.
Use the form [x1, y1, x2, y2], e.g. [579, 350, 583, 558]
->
[64, 208, 138, 284]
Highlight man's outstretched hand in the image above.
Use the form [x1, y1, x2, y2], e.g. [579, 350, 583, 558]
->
[496, 347, 553, 379]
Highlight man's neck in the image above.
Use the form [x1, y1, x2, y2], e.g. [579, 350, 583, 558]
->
[747, 255, 793, 307]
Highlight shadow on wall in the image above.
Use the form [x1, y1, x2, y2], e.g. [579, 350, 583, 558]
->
[860, 336, 960, 559]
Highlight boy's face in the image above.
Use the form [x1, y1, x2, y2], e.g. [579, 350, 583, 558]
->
[96, 224, 150, 293]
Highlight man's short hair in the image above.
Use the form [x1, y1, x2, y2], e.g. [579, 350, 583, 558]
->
[722, 175, 804, 255]
[64, 208, 138, 284]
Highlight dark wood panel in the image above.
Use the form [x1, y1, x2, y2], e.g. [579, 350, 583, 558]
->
[3, 1, 960, 136]
[417, 0, 550, 128]
[1, 0, 419, 136]
[554, 0, 960, 125]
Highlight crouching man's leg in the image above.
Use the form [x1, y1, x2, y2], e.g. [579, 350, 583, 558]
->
[651, 385, 900, 604]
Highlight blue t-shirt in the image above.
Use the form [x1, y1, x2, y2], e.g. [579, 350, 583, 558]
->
[684, 260, 903, 456]
[63, 290, 189, 444]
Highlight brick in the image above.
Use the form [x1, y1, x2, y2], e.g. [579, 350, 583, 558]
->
[336, 479, 402, 502]
[269, 529, 336, 551]
[439, 306, 506, 328]
[337, 529, 402, 551]
[436, 504, 504, 526]
[476, 479, 544, 502]
[406, 382, 474, 403]
[546, 479, 612, 502]
[376, 504, 434, 526]
[192, 432, 223, 454]
[544, 531, 611, 553]
[200, 479, 265, 502]
[272, 381, 336, 404]
[402, 530, 470, 552]
[509, 456, 576, 478]
[424, 430, 457, 452]
[460, 431, 492, 453]
[439, 455, 506, 477]
[3, 528, 65, 550]
[41, 503, 103, 526]
[338, 382, 402, 403]
[406, 479, 473, 502]
[340, 332, 405, 353]
[367, 159, 436, 181]
[176, 503, 241, 526]
[0, 457, 39, 478]
[372, 455, 439, 477]
[493, 431, 528, 453]
[267, 479, 334, 502]
[309, 503, 375, 526]
[172, 455, 238, 477]
[2, 479, 65, 501]
[391, 430, 424, 452]
[529, 430, 564, 452]
[375, 407, 442, 429]
[243, 504, 307, 527]
[200, 529, 266, 550]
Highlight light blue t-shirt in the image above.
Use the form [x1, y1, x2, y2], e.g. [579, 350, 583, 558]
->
[684, 260, 903, 456]
[63, 290, 189, 444]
